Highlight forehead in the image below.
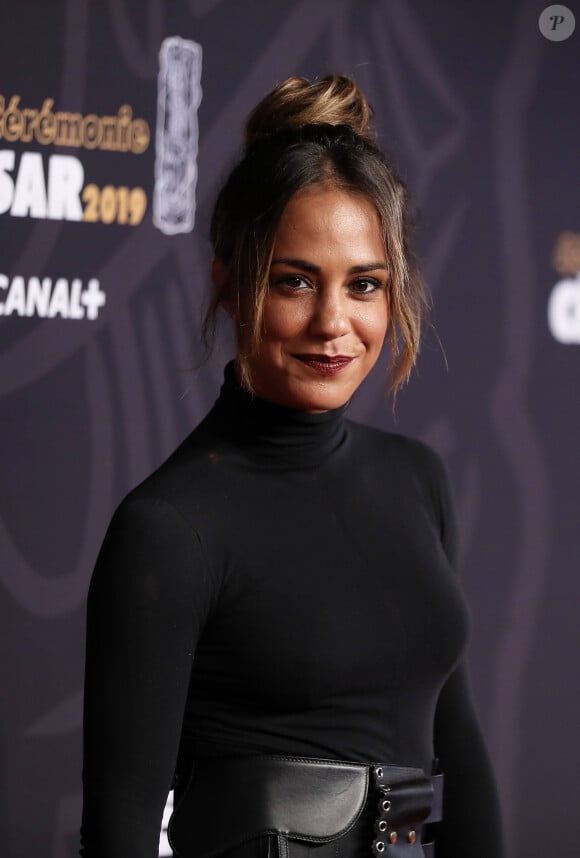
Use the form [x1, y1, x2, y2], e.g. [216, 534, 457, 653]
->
[274, 186, 386, 258]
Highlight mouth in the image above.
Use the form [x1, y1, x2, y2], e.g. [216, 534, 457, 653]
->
[293, 354, 355, 375]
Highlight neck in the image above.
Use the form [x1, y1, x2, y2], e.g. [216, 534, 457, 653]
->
[209, 361, 349, 468]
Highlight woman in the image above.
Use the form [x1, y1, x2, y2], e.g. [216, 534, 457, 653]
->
[80, 76, 503, 858]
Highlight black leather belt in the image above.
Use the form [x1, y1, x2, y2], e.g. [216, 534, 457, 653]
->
[169, 755, 443, 858]
[371, 763, 443, 857]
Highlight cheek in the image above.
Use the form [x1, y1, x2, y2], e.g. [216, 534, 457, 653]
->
[261, 297, 307, 342]
[357, 306, 389, 350]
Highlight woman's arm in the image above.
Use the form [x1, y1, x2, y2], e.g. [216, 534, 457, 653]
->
[80, 495, 212, 858]
[433, 661, 503, 857]
[429, 449, 504, 856]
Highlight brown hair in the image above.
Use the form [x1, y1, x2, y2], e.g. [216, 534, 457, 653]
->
[206, 74, 427, 397]
[244, 75, 376, 145]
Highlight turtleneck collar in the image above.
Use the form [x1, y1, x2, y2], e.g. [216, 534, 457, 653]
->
[209, 361, 349, 467]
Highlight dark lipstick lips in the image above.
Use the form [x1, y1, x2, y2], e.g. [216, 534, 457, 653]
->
[294, 354, 354, 375]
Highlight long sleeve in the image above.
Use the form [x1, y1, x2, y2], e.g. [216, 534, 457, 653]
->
[79, 381, 505, 856]
[434, 662, 504, 857]
[80, 496, 213, 858]
[431, 454, 504, 857]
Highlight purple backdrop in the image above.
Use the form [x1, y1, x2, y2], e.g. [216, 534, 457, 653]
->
[1, 1, 579, 856]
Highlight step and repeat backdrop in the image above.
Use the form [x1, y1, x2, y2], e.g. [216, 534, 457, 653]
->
[1, 1, 578, 856]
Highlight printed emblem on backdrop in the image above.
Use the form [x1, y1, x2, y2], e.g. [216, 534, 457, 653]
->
[548, 231, 580, 344]
[153, 36, 203, 235]
[0, 92, 151, 321]
[0, 38, 203, 323]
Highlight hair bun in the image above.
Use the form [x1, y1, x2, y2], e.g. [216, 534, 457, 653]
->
[244, 74, 375, 147]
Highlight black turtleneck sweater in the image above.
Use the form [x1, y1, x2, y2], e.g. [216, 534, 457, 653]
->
[80, 364, 503, 858]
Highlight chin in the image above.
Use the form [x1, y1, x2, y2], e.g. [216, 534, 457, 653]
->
[275, 382, 352, 412]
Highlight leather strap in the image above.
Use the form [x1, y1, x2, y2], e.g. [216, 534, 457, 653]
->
[170, 755, 369, 857]
[370, 764, 442, 857]
[169, 755, 442, 858]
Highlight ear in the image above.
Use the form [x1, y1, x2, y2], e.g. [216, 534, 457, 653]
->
[212, 258, 236, 319]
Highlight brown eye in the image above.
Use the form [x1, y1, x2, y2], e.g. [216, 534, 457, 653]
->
[273, 275, 311, 290]
[350, 278, 382, 295]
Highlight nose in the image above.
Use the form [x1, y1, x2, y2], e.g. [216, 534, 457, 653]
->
[308, 287, 350, 339]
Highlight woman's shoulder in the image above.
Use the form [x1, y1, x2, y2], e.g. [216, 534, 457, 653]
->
[94, 423, 222, 587]
[111, 414, 226, 527]
[345, 420, 456, 555]
[345, 418, 447, 477]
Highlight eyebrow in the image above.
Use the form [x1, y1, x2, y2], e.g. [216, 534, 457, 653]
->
[271, 257, 388, 274]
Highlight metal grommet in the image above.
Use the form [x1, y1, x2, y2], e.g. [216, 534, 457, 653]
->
[408, 830, 417, 844]
[378, 821, 387, 832]
[388, 832, 398, 845]
[382, 799, 391, 812]
[375, 766, 383, 778]
[375, 842, 385, 853]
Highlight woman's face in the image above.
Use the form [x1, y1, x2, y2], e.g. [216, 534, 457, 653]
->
[238, 184, 390, 411]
